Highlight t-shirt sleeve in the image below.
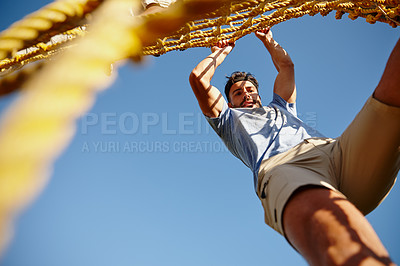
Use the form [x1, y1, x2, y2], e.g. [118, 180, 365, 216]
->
[205, 100, 230, 136]
[271, 93, 297, 116]
[205, 101, 240, 158]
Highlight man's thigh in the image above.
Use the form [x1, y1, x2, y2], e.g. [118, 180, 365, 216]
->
[335, 96, 400, 215]
[283, 186, 394, 266]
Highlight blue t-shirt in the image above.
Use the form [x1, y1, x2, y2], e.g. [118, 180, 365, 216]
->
[206, 93, 326, 188]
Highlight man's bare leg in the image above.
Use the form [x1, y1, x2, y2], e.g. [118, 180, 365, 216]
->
[282, 37, 400, 265]
[374, 37, 400, 107]
[283, 187, 394, 265]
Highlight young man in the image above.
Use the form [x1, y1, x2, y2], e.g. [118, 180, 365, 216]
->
[189, 28, 400, 265]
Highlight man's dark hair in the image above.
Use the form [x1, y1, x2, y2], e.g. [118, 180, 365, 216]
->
[224, 71, 259, 102]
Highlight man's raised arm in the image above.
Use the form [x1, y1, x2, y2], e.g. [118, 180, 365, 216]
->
[189, 40, 234, 118]
[255, 28, 296, 103]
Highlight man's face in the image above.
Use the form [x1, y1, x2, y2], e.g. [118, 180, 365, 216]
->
[228, 80, 262, 108]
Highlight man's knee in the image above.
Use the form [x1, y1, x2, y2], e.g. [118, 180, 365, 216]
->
[373, 37, 400, 107]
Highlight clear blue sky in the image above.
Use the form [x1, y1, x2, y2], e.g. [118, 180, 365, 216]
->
[1, 1, 399, 265]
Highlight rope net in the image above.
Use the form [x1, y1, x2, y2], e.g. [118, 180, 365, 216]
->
[0, 0, 398, 257]
[1, 0, 400, 82]
[142, 0, 400, 55]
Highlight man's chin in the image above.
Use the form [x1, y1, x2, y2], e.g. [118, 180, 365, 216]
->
[241, 103, 261, 108]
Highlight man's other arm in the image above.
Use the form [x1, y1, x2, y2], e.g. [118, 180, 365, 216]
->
[255, 28, 296, 103]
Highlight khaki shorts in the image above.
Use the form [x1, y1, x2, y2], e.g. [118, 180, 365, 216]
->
[256, 96, 400, 236]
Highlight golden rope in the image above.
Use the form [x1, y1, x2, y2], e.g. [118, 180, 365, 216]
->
[0, 0, 103, 61]
[0, 27, 84, 72]
[140, 0, 399, 55]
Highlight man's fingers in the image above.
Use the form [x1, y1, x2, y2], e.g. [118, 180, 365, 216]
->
[256, 27, 271, 34]
[220, 40, 229, 47]
[214, 40, 235, 48]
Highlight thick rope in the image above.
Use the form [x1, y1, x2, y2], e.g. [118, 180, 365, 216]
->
[0, 0, 103, 61]
[0, 26, 85, 72]
[0, 0, 141, 255]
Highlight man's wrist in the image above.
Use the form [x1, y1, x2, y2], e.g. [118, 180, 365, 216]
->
[262, 38, 275, 46]
[208, 52, 228, 60]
